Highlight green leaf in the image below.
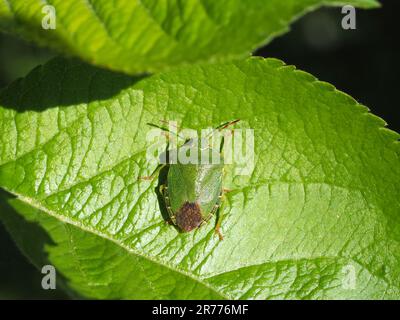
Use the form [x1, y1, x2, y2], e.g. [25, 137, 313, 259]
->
[0, 0, 379, 74]
[0, 196, 221, 299]
[0, 57, 399, 299]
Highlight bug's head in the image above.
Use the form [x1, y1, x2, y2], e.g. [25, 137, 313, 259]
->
[175, 202, 203, 232]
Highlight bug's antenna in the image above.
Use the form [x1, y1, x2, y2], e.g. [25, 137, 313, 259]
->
[147, 122, 185, 140]
[204, 119, 241, 139]
[215, 119, 241, 131]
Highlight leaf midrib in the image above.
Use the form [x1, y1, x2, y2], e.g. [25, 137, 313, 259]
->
[9, 190, 231, 299]
[7, 176, 391, 291]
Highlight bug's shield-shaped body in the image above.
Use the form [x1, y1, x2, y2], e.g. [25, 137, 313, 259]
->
[163, 163, 223, 232]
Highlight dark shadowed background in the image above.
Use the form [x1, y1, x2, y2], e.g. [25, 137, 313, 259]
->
[0, 0, 398, 299]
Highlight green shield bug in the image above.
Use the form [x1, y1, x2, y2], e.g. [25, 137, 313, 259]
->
[145, 120, 240, 240]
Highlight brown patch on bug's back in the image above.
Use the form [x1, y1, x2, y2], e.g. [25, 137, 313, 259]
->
[175, 202, 203, 232]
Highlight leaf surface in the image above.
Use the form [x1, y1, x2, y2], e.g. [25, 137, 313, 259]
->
[0, 56, 399, 299]
[0, 0, 379, 74]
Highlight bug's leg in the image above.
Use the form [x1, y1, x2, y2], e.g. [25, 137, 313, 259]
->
[139, 164, 166, 181]
[214, 195, 226, 241]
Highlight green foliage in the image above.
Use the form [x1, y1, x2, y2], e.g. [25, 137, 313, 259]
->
[0, 56, 398, 299]
[0, 0, 379, 74]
